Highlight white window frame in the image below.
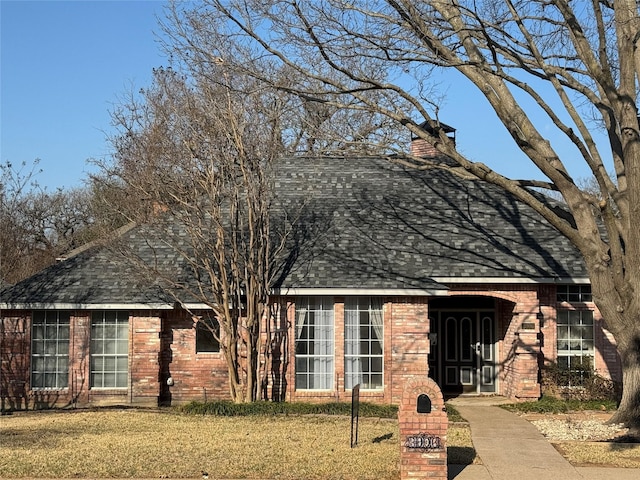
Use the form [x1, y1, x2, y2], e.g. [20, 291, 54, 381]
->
[90, 311, 129, 389]
[344, 297, 384, 390]
[556, 309, 594, 386]
[294, 297, 334, 390]
[31, 311, 70, 390]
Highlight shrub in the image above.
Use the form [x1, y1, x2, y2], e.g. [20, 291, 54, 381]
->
[541, 362, 621, 402]
[502, 395, 617, 414]
[179, 400, 399, 418]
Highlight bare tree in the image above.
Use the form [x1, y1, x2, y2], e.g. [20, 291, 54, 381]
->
[159, 1, 640, 424]
[103, 66, 298, 402]
[0, 161, 95, 286]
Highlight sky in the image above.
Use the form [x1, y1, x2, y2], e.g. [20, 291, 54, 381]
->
[1, 0, 169, 191]
[1, 0, 600, 192]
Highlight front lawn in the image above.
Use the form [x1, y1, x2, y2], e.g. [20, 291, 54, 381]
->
[0, 407, 475, 479]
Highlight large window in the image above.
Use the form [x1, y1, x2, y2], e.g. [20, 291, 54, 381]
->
[345, 297, 384, 390]
[91, 311, 129, 388]
[556, 310, 594, 385]
[31, 311, 70, 389]
[295, 297, 334, 390]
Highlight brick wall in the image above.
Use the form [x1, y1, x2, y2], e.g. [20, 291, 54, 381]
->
[389, 298, 430, 404]
[399, 376, 447, 480]
[0, 312, 29, 410]
[159, 310, 230, 403]
[0, 287, 623, 409]
[410, 139, 441, 158]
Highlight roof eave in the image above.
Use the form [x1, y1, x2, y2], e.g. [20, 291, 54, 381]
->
[433, 276, 591, 284]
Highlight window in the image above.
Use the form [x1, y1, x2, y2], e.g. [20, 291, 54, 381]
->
[91, 311, 129, 388]
[557, 284, 592, 303]
[196, 316, 220, 353]
[31, 311, 70, 389]
[295, 297, 334, 389]
[345, 297, 384, 390]
[556, 310, 594, 385]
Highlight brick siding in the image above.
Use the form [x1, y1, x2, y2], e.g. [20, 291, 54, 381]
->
[0, 285, 623, 409]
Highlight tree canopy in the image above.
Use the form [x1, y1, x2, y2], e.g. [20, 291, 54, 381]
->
[154, 0, 640, 422]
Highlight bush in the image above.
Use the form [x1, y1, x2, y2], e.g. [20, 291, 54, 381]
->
[179, 400, 399, 418]
[502, 394, 617, 414]
[541, 362, 621, 402]
[180, 400, 468, 422]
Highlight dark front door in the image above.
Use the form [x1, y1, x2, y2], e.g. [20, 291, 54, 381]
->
[429, 310, 496, 395]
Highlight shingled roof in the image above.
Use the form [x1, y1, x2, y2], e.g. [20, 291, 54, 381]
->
[0, 156, 588, 308]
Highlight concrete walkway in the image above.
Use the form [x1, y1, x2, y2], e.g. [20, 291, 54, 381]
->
[447, 397, 640, 480]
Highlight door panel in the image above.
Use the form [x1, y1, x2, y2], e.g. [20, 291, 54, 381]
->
[429, 311, 496, 395]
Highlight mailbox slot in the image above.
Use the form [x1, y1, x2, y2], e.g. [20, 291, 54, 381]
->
[417, 393, 432, 413]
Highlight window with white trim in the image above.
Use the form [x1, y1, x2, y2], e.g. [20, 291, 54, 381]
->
[295, 297, 334, 390]
[345, 297, 384, 390]
[31, 311, 70, 389]
[556, 310, 594, 385]
[90, 311, 129, 388]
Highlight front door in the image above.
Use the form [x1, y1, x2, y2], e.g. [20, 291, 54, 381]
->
[429, 311, 496, 395]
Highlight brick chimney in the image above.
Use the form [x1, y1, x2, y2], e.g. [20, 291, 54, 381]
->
[410, 121, 456, 158]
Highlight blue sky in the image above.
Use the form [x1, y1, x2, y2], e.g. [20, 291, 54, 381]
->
[1, 0, 168, 190]
[1, 0, 599, 192]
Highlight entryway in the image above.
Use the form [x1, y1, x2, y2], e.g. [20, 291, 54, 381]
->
[428, 297, 497, 395]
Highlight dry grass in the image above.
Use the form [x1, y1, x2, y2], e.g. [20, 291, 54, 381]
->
[553, 442, 640, 468]
[0, 409, 475, 479]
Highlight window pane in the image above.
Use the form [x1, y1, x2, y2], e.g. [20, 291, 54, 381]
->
[569, 311, 581, 325]
[343, 297, 383, 390]
[104, 340, 116, 355]
[31, 311, 71, 390]
[92, 357, 103, 371]
[117, 340, 128, 354]
[44, 356, 57, 370]
[32, 373, 43, 388]
[45, 325, 58, 338]
[104, 357, 116, 371]
[370, 374, 383, 388]
[90, 311, 129, 389]
[58, 325, 70, 340]
[32, 340, 44, 355]
[116, 373, 128, 388]
[104, 324, 116, 339]
[33, 357, 45, 371]
[196, 319, 220, 353]
[371, 356, 383, 372]
[557, 326, 569, 340]
[93, 324, 104, 340]
[117, 356, 128, 371]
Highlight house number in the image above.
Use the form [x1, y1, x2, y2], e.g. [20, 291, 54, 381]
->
[403, 433, 442, 451]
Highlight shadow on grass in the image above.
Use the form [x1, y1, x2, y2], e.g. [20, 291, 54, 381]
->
[447, 446, 477, 465]
[372, 432, 394, 443]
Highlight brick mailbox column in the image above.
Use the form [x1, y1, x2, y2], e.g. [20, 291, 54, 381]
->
[399, 377, 447, 480]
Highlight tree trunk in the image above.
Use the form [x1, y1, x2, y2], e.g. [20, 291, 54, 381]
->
[608, 336, 640, 430]
[598, 290, 640, 429]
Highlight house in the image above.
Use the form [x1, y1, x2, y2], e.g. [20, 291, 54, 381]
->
[0, 138, 622, 410]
